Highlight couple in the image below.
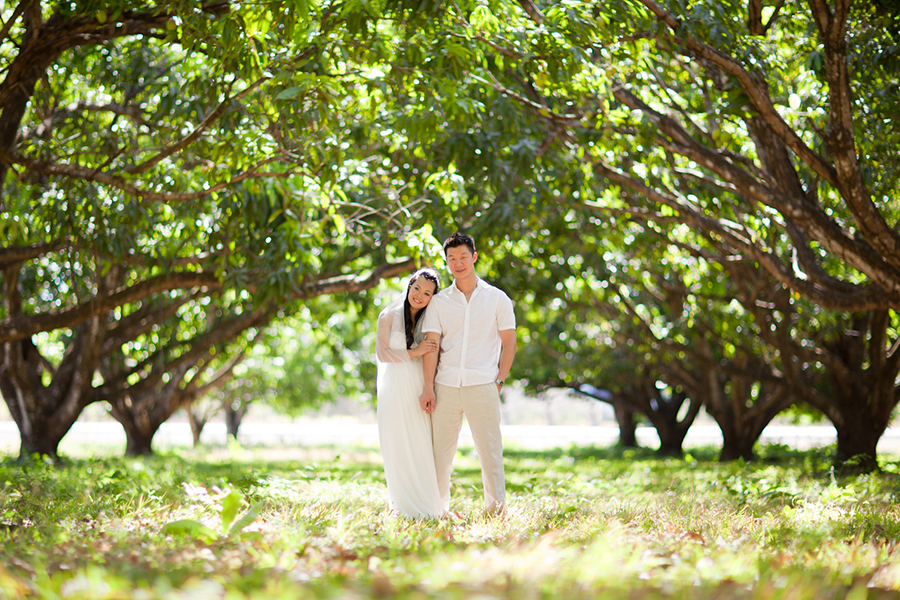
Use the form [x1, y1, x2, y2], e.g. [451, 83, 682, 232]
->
[375, 232, 517, 519]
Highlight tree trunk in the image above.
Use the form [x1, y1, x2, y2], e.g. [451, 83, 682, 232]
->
[613, 403, 637, 447]
[108, 379, 190, 457]
[654, 423, 688, 456]
[123, 424, 156, 457]
[682, 353, 794, 463]
[224, 402, 247, 441]
[2, 363, 79, 461]
[110, 399, 164, 457]
[544, 396, 555, 426]
[0, 265, 119, 460]
[717, 424, 757, 462]
[619, 382, 702, 457]
[825, 385, 892, 473]
[188, 409, 208, 447]
[708, 382, 792, 462]
[645, 389, 700, 456]
[834, 419, 881, 473]
[801, 311, 900, 472]
[16, 421, 69, 461]
[1, 330, 102, 461]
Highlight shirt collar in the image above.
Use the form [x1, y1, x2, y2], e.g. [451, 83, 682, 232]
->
[448, 277, 484, 296]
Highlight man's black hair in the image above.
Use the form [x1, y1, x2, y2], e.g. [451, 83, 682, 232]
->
[442, 232, 476, 255]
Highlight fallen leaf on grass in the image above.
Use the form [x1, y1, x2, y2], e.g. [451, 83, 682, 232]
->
[370, 572, 395, 599]
[331, 544, 359, 561]
[676, 530, 705, 545]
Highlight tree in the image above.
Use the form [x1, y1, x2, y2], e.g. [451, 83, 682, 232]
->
[785, 310, 900, 470]
[100, 306, 262, 456]
[613, 245, 798, 462]
[395, 0, 900, 466]
[0, 1, 435, 459]
[197, 296, 380, 444]
[496, 215, 709, 455]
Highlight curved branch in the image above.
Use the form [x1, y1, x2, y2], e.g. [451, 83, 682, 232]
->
[102, 257, 417, 399]
[122, 250, 219, 268]
[809, 0, 900, 269]
[21, 102, 155, 141]
[515, 0, 544, 25]
[591, 159, 900, 310]
[293, 256, 416, 298]
[0, 271, 221, 344]
[611, 86, 900, 296]
[634, 0, 839, 189]
[184, 349, 247, 401]
[0, 12, 171, 108]
[126, 76, 269, 175]
[0, 240, 66, 266]
[0, 1, 27, 48]
[471, 73, 581, 123]
[101, 291, 204, 354]
[106, 307, 269, 400]
[2, 148, 289, 202]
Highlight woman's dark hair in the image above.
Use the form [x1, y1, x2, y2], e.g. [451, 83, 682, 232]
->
[404, 268, 441, 349]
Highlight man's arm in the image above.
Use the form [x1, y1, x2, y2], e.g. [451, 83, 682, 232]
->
[419, 331, 441, 413]
[496, 328, 517, 391]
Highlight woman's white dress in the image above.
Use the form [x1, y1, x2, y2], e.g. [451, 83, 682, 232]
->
[376, 324, 444, 519]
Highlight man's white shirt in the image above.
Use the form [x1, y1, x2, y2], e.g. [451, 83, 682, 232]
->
[422, 278, 516, 387]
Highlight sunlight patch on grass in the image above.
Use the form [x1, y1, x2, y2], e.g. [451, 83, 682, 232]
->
[3, 444, 900, 598]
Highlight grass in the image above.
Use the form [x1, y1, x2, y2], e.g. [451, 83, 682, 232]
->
[3, 442, 900, 599]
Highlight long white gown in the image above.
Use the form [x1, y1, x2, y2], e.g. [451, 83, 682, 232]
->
[375, 306, 444, 519]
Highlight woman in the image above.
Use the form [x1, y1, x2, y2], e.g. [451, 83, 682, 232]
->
[375, 268, 444, 519]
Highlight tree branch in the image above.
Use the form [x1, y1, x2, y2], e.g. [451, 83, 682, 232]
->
[0, 1, 27, 48]
[126, 76, 269, 175]
[100, 291, 204, 354]
[515, 0, 544, 25]
[634, 0, 840, 189]
[0, 240, 66, 267]
[589, 159, 900, 310]
[20, 102, 155, 141]
[292, 256, 416, 298]
[2, 148, 289, 202]
[184, 349, 247, 401]
[610, 86, 900, 296]
[471, 73, 581, 123]
[0, 271, 221, 344]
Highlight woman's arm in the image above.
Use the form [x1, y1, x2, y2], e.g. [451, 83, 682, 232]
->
[376, 311, 410, 363]
[376, 311, 438, 363]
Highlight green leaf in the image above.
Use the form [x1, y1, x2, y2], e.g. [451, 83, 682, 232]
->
[333, 213, 346, 235]
[162, 520, 219, 543]
[228, 501, 265, 536]
[277, 87, 302, 100]
[220, 489, 243, 534]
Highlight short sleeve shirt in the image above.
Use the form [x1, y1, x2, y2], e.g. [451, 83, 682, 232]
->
[421, 278, 516, 387]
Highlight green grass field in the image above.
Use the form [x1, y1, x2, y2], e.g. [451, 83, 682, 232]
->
[2, 442, 900, 599]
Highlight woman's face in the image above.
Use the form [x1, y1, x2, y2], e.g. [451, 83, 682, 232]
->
[407, 277, 437, 312]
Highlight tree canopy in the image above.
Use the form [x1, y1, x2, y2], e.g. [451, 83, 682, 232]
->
[2, 0, 900, 467]
[0, 0, 426, 457]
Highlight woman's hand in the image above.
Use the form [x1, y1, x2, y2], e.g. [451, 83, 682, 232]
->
[412, 338, 439, 358]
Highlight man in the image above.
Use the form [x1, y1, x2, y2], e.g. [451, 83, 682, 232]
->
[419, 232, 517, 514]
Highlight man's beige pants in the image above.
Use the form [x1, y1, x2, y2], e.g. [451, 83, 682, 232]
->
[432, 383, 505, 513]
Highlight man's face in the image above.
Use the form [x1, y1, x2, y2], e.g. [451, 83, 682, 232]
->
[445, 245, 477, 280]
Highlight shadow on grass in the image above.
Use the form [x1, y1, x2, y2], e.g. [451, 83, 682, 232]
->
[3, 438, 887, 495]
[503, 442, 835, 465]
